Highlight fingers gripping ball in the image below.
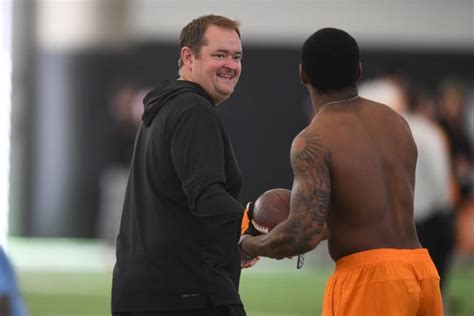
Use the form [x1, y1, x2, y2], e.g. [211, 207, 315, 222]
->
[252, 188, 291, 233]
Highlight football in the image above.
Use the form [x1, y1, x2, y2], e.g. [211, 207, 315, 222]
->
[252, 188, 291, 234]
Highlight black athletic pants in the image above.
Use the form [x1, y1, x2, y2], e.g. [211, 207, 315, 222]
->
[416, 209, 456, 291]
[113, 304, 246, 316]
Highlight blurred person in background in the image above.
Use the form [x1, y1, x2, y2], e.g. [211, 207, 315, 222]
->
[437, 80, 474, 269]
[97, 85, 146, 263]
[437, 80, 473, 203]
[358, 64, 408, 113]
[404, 88, 456, 293]
[0, 247, 28, 316]
[112, 14, 253, 316]
[240, 28, 442, 315]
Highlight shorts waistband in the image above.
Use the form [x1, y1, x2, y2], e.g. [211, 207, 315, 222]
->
[335, 248, 430, 271]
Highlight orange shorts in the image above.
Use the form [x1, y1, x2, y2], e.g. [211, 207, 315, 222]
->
[322, 248, 442, 316]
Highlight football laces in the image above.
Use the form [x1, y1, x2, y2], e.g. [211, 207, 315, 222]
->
[251, 219, 269, 234]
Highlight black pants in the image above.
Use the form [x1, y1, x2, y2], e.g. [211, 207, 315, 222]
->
[113, 304, 246, 316]
[416, 209, 456, 291]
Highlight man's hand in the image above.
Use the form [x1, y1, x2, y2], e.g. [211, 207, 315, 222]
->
[239, 202, 261, 263]
[238, 234, 254, 260]
[241, 256, 260, 269]
[239, 234, 260, 268]
[240, 202, 260, 236]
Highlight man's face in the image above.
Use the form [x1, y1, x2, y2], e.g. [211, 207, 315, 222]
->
[190, 25, 242, 104]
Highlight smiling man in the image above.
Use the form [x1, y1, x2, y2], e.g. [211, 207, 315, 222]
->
[112, 15, 251, 316]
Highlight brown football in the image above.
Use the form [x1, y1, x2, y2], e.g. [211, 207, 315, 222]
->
[252, 188, 291, 234]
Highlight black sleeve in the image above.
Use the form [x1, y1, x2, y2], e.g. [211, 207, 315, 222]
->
[170, 101, 243, 218]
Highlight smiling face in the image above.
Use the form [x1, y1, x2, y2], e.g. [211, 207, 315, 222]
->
[181, 25, 242, 104]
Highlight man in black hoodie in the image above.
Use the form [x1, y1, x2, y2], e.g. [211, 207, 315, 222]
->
[112, 15, 253, 316]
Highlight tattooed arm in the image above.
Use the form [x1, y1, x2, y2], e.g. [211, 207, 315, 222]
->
[241, 128, 330, 259]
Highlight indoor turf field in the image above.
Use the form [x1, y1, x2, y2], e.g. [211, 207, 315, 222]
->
[9, 238, 474, 316]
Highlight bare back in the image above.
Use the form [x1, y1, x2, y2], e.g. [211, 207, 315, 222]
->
[313, 98, 421, 260]
[241, 97, 422, 262]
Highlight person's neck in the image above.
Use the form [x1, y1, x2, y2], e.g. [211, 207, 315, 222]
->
[178, 67, 191, 82]
[311, 87, 359, 113]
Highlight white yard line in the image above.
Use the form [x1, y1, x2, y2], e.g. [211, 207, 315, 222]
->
[7, 237, 112, 273]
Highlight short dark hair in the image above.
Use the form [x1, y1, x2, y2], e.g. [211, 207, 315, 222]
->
[178, 15, 241, 68]
[301, 28, 360, 93]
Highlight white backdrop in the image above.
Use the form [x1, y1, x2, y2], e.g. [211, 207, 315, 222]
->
[35, 0, 474, 50]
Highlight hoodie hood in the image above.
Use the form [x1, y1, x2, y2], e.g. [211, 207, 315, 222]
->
[142, 80, 214, 127]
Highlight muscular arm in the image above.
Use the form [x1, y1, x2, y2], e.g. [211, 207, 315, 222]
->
[242, 129, 331, 258]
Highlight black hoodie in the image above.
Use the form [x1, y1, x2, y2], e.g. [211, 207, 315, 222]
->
[112, 80, 245, 312]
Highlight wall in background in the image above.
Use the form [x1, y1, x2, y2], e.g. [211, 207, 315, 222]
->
[10, 0, 474, 237]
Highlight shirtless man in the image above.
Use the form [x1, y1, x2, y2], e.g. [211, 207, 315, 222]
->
[240, 28, 443, 315]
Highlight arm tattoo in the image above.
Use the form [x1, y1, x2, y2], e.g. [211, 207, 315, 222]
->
[242, 129, 331, 259]
[289, 129, 330, 251]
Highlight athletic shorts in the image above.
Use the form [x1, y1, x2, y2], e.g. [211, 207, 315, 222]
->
[322, 248, 443, 316]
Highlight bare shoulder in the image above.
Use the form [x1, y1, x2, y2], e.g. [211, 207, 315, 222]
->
[290, 123, 330, 175]
[364, 98, 411, 127]
[361, 98, 417, 154]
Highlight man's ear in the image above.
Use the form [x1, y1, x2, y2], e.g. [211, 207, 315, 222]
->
[299, 64, 309, 85]
[181, 47, 194, 68]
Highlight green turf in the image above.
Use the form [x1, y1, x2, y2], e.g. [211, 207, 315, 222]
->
[18, 266, 474, 316]
[19, 271, 111, 316]
[240, 269, 330, 316]
[444, 264, 474, 316]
